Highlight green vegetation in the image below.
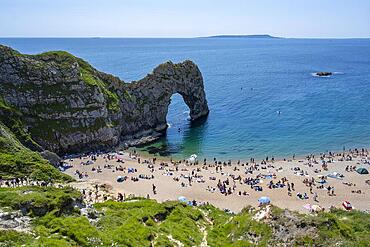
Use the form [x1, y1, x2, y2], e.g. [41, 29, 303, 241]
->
[0, 122, 72, 181]
[313, 209, 370, 246]
[0, 189, 368, 247]
[0, 186, 82, 246]
[205, 206, 272, 247]
[28, 117, 110, 145]
[0, 96, 41, 151]
[80, 67, 120, 113]
[92, 200, 206, 246]
[0, 86, 72, 182]
[0, 186, 81, 217]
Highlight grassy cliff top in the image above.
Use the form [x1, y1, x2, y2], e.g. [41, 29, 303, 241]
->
[0, 187, 369, 247]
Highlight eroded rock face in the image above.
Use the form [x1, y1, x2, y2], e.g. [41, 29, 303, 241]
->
[0, 209, 31, 233]
[0, 45, 209, 154]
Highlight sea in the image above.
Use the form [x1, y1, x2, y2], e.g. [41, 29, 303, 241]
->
[1, 37, 370, 160]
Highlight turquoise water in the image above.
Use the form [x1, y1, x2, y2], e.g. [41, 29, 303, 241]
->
[1, 38, 370, 160]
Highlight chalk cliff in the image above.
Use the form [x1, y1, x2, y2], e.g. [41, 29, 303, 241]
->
[0, 45, 209, 154]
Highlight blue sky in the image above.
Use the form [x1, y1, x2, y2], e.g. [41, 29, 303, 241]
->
[1, 0, 370, 38]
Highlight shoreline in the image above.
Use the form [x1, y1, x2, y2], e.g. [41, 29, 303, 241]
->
[129, 144, 366, 165]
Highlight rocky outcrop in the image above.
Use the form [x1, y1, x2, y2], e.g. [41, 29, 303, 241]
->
[0, 45, 209, 154]
[315, 71, 332, 77]
[0, 209, 31, 233]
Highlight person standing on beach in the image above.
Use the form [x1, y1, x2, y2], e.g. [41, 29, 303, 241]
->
[152, 184, 157, 194]
[313, 192, 318, 202]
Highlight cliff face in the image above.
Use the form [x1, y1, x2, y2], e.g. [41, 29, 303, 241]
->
[0, 45, 209, 154]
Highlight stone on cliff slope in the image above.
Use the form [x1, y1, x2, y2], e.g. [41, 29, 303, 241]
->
[40, 150, 62, 167]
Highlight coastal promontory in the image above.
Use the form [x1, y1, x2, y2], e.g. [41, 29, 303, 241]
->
[0, 45, 209, 155]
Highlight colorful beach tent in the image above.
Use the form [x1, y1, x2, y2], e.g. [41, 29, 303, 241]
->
[116, 176, 125, 182]
[342, 201, 353, 210]
[258, 196, 271, 204]
[356, 167, 369, 174]
[318, 179, 327, 184]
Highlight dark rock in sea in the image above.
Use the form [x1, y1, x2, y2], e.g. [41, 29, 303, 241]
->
[315, 71, 332, 77]
[0, 45, 209, 155]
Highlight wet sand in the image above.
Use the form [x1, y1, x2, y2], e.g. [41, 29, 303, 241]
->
[63, 150, 370, 213]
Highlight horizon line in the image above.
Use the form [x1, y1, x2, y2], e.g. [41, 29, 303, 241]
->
[1, 35, 370, 39]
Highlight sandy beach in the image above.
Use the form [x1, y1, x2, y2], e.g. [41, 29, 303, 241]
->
[63, 149, 370, 213]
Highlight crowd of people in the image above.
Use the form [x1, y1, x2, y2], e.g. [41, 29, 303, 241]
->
[60, 147, 370, 213]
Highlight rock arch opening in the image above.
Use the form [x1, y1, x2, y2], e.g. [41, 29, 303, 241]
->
[166, 93, 191, 133]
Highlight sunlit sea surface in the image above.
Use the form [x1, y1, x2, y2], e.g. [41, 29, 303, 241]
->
[1, 38, 370, 160]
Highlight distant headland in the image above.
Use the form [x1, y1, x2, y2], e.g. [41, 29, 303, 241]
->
[203, 34, 281, 39]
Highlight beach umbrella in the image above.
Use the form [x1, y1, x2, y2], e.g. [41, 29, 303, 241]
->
[258, 196, 271, 204]
[356, 167, 369, 174]
[178, 196, 187, 202]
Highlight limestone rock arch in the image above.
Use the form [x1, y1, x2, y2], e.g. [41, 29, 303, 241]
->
[120, 61, 209, 142]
